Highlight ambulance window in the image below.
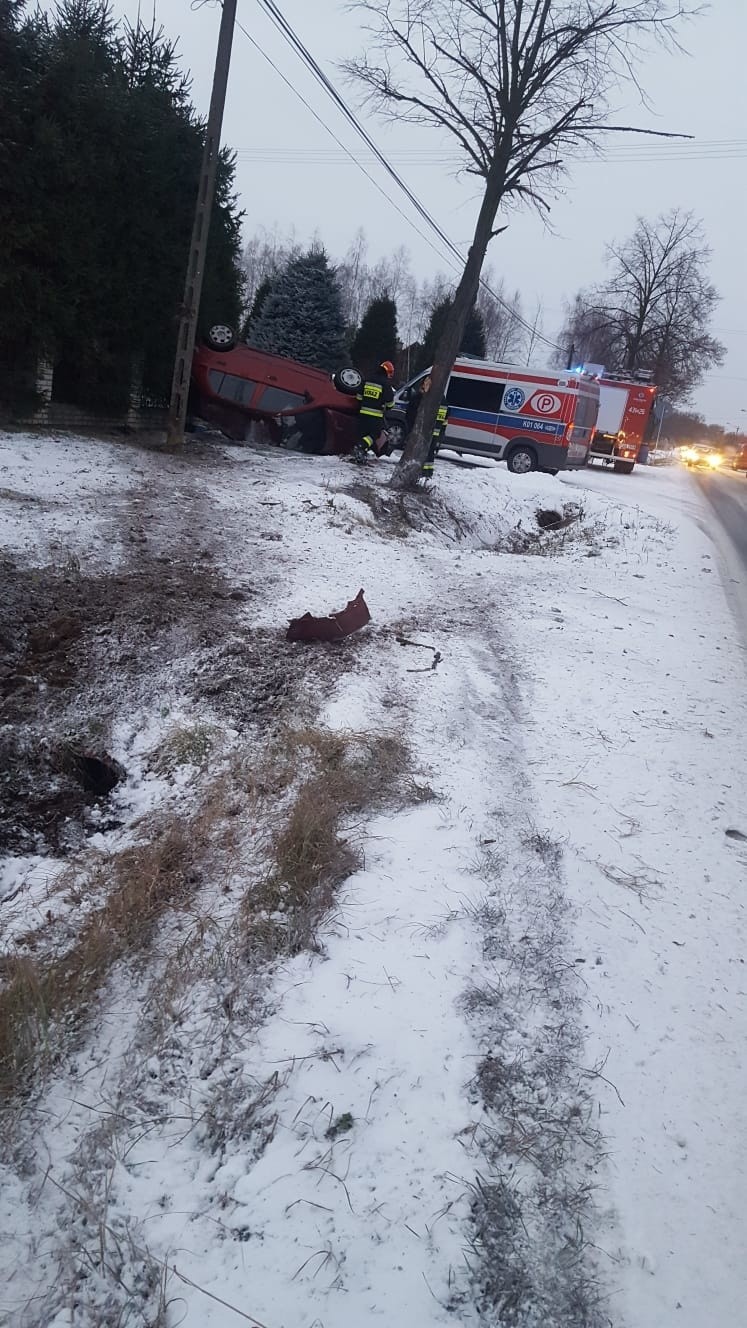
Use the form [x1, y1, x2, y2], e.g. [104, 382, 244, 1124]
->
[447, 376, 504, 412]
[575, 394, 598, 431]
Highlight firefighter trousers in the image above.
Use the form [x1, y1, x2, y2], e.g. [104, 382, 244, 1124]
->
[357, 414, 385, 454]
[421, 431, 442, 479]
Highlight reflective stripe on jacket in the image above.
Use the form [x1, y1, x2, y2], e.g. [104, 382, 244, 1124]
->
[432, 404, 448, 438]
[357, 380, 386, 418]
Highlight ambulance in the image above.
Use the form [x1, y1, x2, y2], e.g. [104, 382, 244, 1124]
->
[388, 357, 600, 473]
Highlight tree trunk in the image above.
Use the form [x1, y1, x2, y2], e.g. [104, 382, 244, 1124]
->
[391, 160, 508, 490]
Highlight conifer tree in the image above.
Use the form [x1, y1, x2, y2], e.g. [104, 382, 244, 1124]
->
[461, 304, 487, 358]
[251, 249, 348, 370]
[350, 295, 398, 377]
[0, 0, 244, 408]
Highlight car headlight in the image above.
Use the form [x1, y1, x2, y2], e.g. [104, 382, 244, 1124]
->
[707, 453, 723, 468]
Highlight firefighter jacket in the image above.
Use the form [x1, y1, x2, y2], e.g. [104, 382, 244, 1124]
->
[433, 403, 448, 439]
[357, 373, 394, 420]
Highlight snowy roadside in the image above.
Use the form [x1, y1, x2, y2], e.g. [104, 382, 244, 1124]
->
[1, 433, 745, 1328]
[525, 463, 747, 1328]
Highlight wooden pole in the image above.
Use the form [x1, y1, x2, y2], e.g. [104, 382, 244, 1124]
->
[165, 0, 237, 448]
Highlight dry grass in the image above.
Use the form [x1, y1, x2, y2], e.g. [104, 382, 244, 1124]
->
[241, 727, 432, 959]
[0, 724, 432, 1101]
[151, 722, 220, 775]
[0, 802, 225, 1099]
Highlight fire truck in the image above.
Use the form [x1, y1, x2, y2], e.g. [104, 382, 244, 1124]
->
[584, 370, 658, 474]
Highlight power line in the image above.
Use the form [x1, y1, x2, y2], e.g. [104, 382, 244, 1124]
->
[234, 147, 747, 166]
[233, 136, 747, 158]
[243, 0, 562, 352]
[254, 1, 460, 258]
[233, 135, 747, 165]
[233, 19, 459, 275]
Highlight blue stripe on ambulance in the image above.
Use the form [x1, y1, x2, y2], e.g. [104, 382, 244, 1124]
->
[447, 407, 566, 438]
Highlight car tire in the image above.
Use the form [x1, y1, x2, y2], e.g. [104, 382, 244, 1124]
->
[385, 421, 405, 450]
[205, 323, 238, 352]
[332, 366, 363, 396]
[613, 461, 635, 474]
[506, 443, 537, 475]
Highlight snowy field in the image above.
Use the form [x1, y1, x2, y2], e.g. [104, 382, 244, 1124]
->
[0, 431, 745, 1328]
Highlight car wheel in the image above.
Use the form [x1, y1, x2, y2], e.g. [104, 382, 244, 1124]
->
[205, 323, 237, 352]
[385, 422, 405, 449]
[506, 444, 537, 475]
[332, 366, 363, 395]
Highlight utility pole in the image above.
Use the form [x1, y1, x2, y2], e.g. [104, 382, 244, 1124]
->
[654, 397, 668, 450]
[166, 0, 237, 448]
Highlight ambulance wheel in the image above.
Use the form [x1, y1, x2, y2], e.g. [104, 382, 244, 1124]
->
[506, 444, 537, 475]
[205, 323, 237, 352]
[332, 366, 363, 395]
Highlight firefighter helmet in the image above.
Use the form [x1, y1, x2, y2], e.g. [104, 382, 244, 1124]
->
[379, 360, 395, 379]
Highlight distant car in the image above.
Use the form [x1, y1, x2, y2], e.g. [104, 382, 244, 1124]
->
[647, 447, 676, 466]
[191, 325, 362, 452]
[732, 442, 747, 474]
[681, 444, 724, 470]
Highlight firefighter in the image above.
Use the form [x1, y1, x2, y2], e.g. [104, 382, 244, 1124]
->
[353, 360, 395, 462]
[422, 387, 448, 481]
[404, 374, 430, 435]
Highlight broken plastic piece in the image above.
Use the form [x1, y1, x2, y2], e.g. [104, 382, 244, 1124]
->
[286, 589, 370, 643]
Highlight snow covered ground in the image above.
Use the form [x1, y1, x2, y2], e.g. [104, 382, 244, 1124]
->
[1, 432, 745, 1328]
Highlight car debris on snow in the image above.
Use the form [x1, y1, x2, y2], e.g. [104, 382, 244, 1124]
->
[286, 587, 370, 642]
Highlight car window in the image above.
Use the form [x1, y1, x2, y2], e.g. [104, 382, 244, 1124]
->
[447, 376, 504, 412]
[208, 370, 257, 405]
[574, 393, 598, 432]
[256, 385, 308, 413]
[397, 371, 429, 401]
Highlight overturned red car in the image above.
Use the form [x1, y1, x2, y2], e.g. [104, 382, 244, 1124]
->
[190, 325, 361, 453]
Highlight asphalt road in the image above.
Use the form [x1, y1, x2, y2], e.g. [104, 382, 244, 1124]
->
[694, 468, 747, 572]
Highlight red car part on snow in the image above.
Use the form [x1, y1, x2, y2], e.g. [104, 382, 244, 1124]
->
[286, 589, 371, 643]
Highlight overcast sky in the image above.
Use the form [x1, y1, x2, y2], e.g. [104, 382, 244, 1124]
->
[110, 0, 746, 427]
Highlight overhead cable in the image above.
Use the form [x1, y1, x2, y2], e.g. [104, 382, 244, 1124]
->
[244, 0, 562, 351]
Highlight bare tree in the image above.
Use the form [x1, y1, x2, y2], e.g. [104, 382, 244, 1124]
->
[476, 269, 526, 361]
[241, 223, 301, 310]
[345, 0, 696, 487]
[336, 228, 370, 328]
[560, 210, 725, 400]
[337, 231, 418, 331]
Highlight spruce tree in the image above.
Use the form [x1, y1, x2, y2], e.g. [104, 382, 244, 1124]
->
[351, 295, 398, 377]
[416, 297, 451, 373]
[461, 304, 487, 358]
[242, 276, 274, 341]
[0, 0, 244, 409]
[250, 249, 349, 371]
[416, 296, 487, 373]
